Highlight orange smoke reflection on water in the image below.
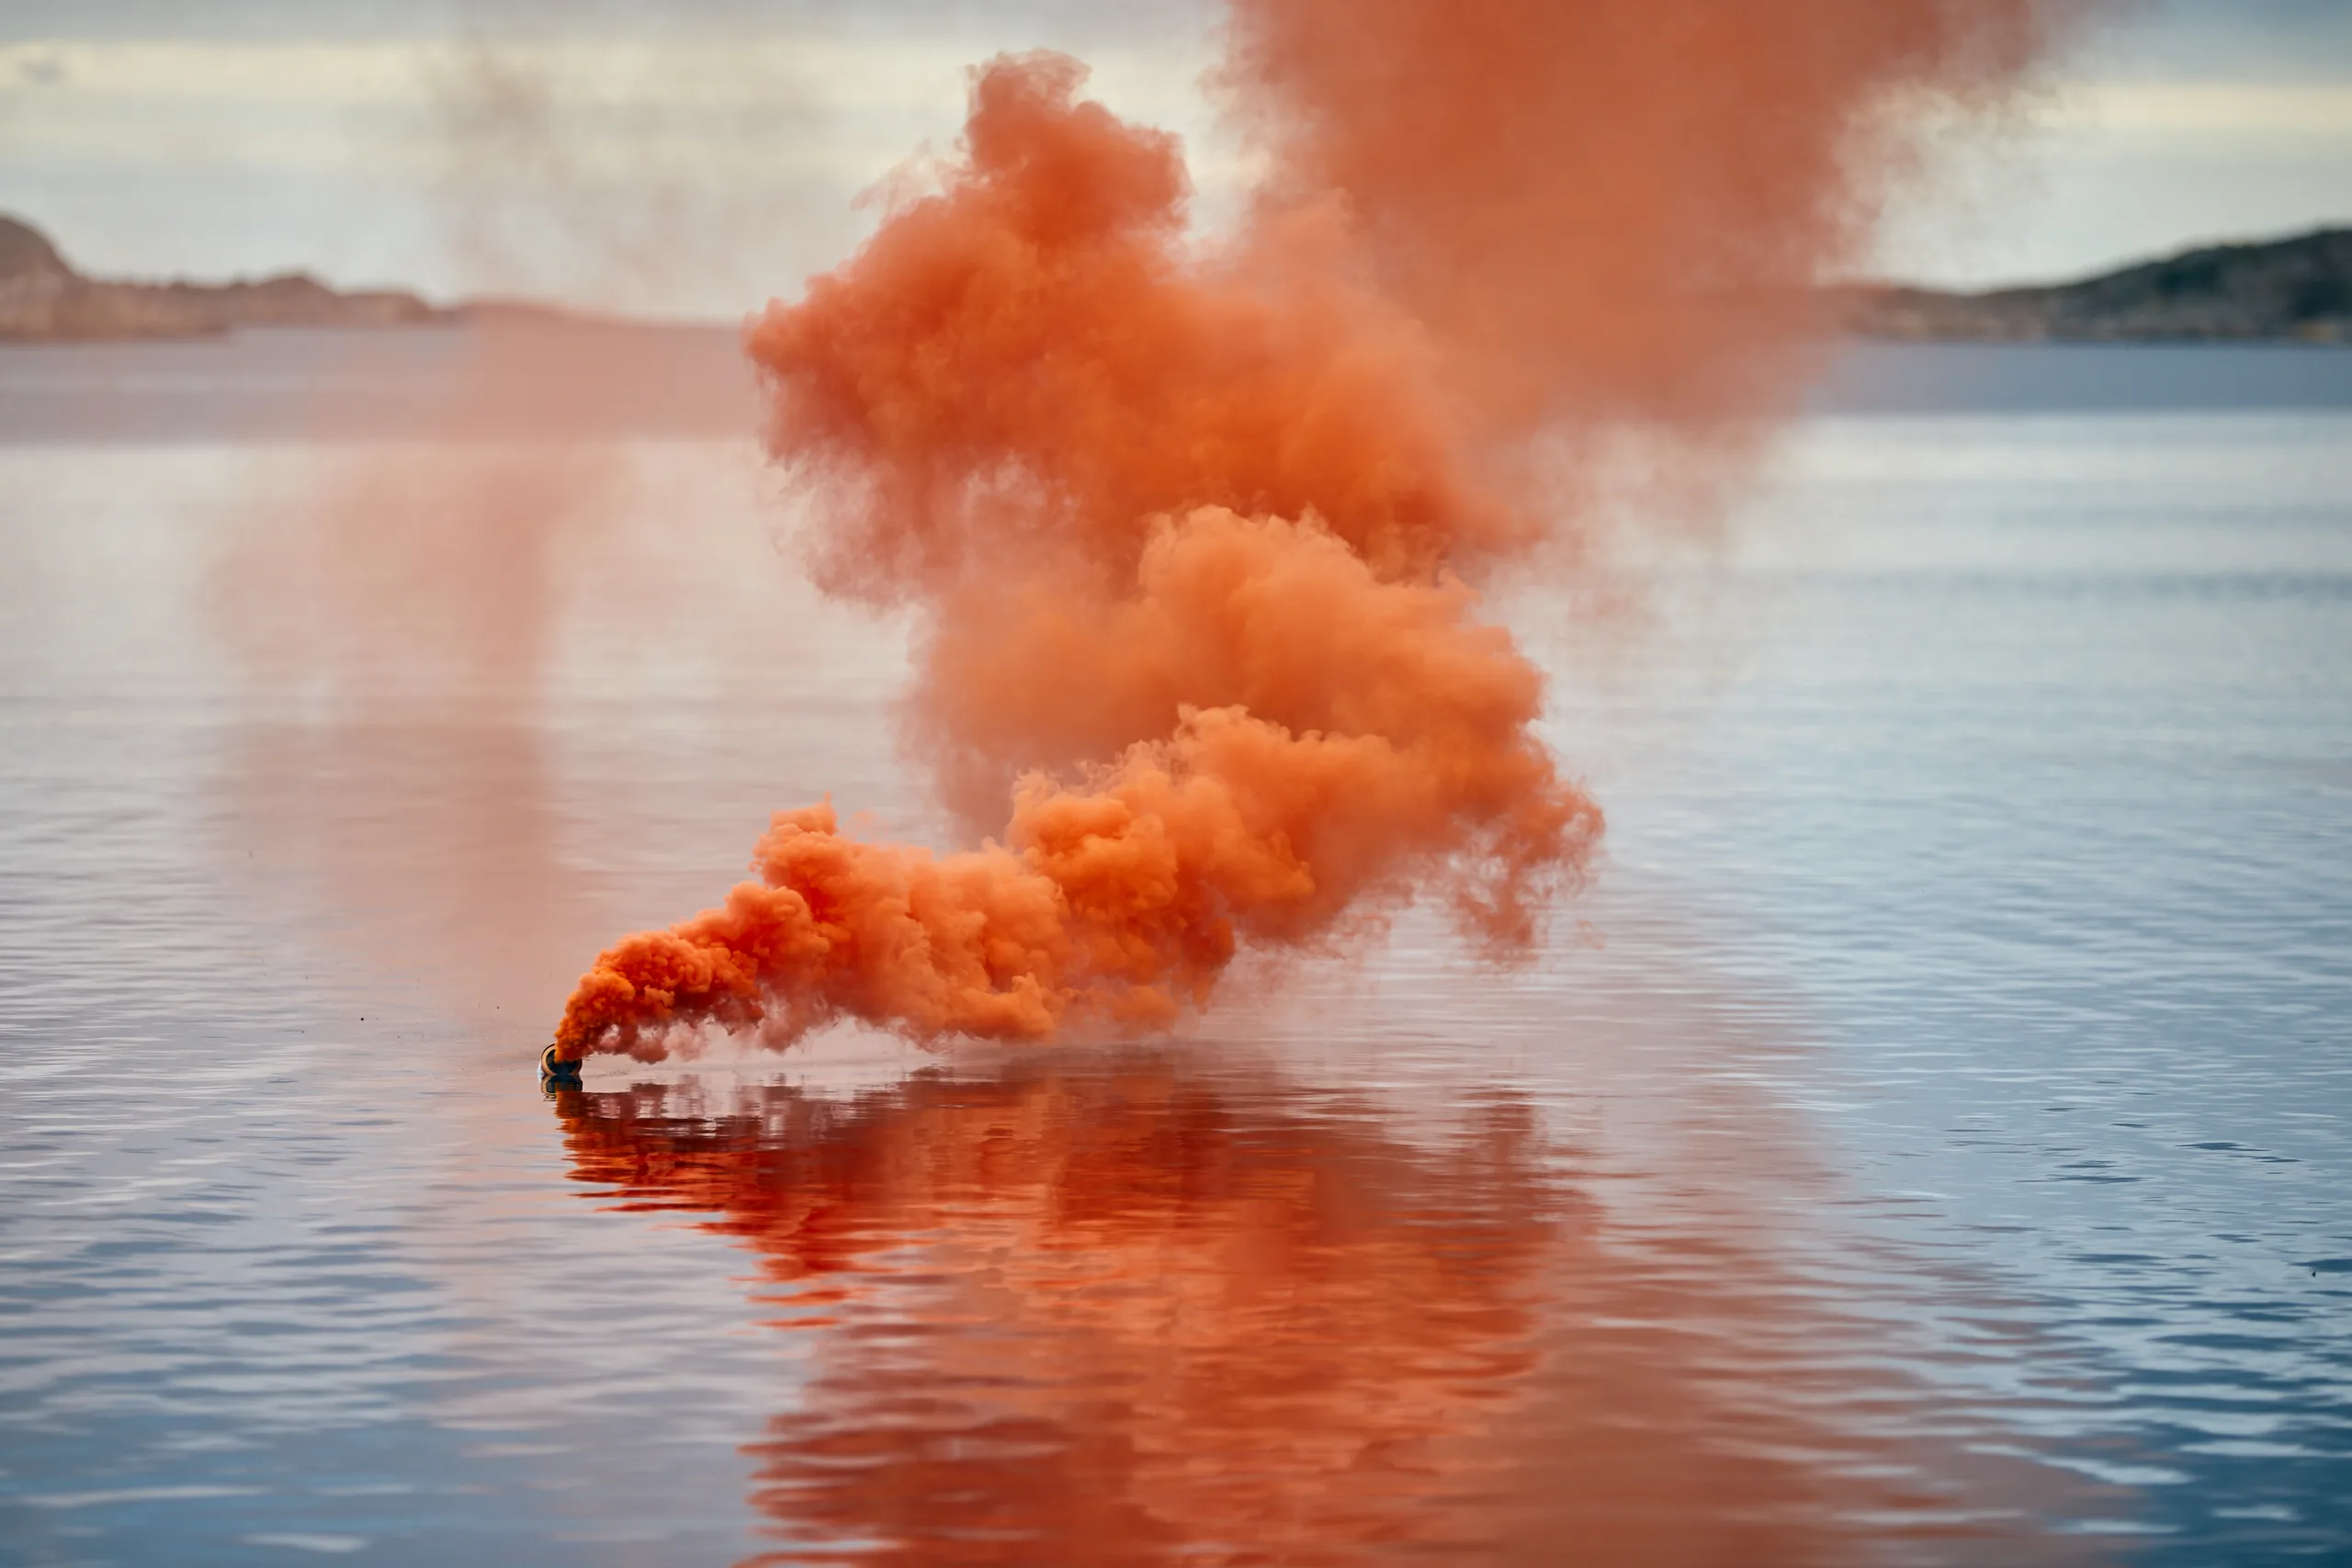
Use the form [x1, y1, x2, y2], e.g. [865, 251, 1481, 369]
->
[541, 1032, 2109, 1567]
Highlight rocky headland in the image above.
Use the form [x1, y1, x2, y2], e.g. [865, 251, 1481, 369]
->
[0, 214, 452, 340]
[1841, 227, 2352, 344]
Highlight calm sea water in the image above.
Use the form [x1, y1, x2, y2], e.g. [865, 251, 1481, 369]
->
[1, 333, 2347, 1564]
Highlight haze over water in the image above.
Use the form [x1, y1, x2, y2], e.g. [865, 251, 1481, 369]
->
[0, 333, 2346, 1563]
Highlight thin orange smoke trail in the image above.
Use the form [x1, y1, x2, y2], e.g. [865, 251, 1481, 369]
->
[555, 2, 2074, 1060]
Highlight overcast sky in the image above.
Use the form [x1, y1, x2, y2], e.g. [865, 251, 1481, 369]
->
[2, 0, 2347, 318]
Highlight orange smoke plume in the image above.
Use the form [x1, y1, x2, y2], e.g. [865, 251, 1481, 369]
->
[1220, 0, 2062, 428]
[555, 2, 2070, 1060]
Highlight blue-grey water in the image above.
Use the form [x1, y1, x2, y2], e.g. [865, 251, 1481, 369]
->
[1, 333, 2347, 1564]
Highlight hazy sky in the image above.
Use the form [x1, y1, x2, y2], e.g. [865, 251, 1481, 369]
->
[2, 0, 2347, 318]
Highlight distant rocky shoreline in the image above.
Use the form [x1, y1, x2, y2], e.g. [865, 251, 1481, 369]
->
[1838, 227, 2351, 344]
[0, 215, 447, 339]
[0, 216, 577, 341]
[5, 211, 2347, 345]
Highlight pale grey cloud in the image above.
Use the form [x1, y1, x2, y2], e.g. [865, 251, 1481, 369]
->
[0, 12, 1225, 316]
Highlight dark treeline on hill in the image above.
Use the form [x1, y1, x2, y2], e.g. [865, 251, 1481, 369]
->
[1842, 228, 2352, 344]
[6, 210, 2348, 345]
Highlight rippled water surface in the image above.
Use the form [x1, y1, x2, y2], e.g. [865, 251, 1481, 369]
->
[2, 338, 2348, 1564]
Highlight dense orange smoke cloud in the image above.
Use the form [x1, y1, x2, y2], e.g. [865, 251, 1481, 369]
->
[1220, 0, 2065, 427]
[556, 2, 2074, 1060]
[560, 507, 1589, 1052]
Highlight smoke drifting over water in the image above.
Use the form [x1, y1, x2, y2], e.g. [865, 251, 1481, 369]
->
[557, 0, 2072, 1060]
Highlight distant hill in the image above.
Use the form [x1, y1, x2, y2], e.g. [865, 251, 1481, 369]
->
[0, 214, 467, 341]
[0, 214, 448, 340]
[1842, 228, 2352, 344]
[8, 209, 2349, 346]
